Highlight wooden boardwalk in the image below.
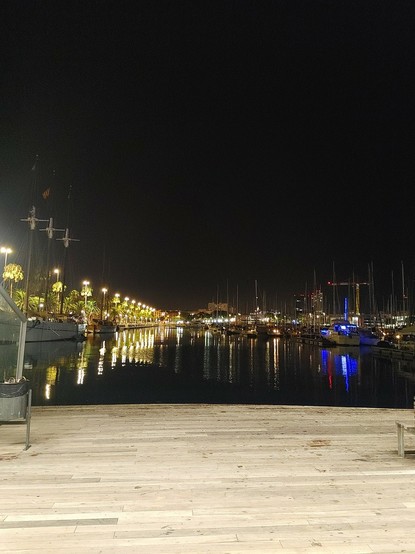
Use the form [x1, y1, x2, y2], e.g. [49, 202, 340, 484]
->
[1, 403, 415, 553]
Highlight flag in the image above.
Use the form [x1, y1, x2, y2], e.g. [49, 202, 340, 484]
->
[42, 187, 50, 200]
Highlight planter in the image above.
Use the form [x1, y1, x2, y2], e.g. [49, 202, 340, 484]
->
[0, 381, 32, 450]
[0, 381, 31, 420]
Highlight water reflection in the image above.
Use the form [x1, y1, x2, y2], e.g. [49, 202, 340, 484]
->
[18, 326, 414, 408]
[320, 347, 359, 392]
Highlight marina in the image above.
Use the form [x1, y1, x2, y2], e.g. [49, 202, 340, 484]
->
[9, 325, 415, 409]
[2, 6, 415, 551]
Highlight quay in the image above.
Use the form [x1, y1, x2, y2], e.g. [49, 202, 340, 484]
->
[372, 345, 415, 361]
[1, 403, 415, 553]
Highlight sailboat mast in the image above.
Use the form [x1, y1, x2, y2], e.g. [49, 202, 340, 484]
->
[21, 157, 48, 314]
[23, 208, 35, 315]
[41, 218, 65, 312]
[60, 185, 72, 314]
[59, 244, 69, 314]
[23, 156, 39, 315]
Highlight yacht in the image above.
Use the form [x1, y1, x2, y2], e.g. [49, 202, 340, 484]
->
[320, 320, 360, 346]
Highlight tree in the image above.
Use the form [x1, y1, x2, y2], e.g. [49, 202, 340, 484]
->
[52, 280, 63, 313]
[63, 289, 84, 315]
[2, 263, 24, 298]
[13, 289, 37, 313]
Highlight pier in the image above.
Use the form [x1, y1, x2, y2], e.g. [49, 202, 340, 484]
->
[1, 403, 415, 553]
[372, 345, 415, 361]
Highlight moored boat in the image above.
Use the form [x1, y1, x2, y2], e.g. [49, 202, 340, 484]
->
[394, 325, 415, 351]
[266, 326, 283, 338]
[87, 319, 117, 334]
[25, 317, 85, 342]
[256, 324, 282, 337]
[320, 320, 360, 346]
[358, 327, 383, 346]
[244, 326, 258, 338]
[226, 325, 243, 335]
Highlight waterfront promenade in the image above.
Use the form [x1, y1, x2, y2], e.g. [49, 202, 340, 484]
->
[1, 403, 415, 553]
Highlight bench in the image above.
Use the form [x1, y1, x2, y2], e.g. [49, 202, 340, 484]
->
[396, 396, 415, 457]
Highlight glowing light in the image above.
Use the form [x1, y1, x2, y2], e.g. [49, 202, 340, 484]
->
[1, 246, 12, 269]
[82, 280, 90, 308]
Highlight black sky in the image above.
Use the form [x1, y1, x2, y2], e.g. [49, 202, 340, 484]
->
[1, 0, 415, 312]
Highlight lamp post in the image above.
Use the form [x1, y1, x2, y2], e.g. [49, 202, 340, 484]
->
[1, 246, 12, 270]
[82, 280, 90, 310]
[124, 297, 129, 325]
[101, 288, 107, 321]
[53, 268, 60, 312]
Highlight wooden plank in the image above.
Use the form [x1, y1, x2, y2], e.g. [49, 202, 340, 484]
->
[1, 404, 415, 553]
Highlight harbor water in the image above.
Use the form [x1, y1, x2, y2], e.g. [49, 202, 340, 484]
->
[19, 325, 415, 408]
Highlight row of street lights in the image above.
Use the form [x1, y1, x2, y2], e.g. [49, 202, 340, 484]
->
[0, 248, 154, 320]
[81, 282, 154, 323]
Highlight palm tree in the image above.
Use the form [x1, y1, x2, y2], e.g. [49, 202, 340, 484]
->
[2, 263, 24, 298]
[63, 289, 85, 316]
[13, 289, 37, 313]
[52, 280, 63, 313]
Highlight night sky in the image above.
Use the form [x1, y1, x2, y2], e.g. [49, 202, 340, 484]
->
[1, 1, 415, 312]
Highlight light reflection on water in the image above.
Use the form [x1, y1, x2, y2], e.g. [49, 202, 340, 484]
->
[19, 325, 415, 408]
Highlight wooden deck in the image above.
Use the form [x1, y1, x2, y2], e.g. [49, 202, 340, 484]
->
[1, 403, 415, 553]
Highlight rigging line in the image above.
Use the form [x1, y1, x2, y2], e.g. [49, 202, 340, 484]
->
[30, 154, 39, 207]
[65, 184, 73, 228]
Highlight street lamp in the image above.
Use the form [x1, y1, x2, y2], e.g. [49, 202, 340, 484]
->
[82, 280, 90, 309]
[101, 287, 107, 320]
[53, 268, 60, 312]
[1, 246, 12, 270]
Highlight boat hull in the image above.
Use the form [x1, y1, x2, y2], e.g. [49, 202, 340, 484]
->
[359, 335, 381, 346]
[25, 319, 84, 342]
[324, 334, 360, 346]
[87, 323, 117, 334]
[356, 327, 383, 346]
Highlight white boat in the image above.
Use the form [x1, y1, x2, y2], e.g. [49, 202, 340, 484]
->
[320, 320, 360, 346]
[244, 326, 258, 338]
[25, 317, 86, 343]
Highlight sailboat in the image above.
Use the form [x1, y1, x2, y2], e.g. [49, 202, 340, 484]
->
[20, 158, 85, 342]
[320, 297, 360, 347]
[243, 280, 259, 338]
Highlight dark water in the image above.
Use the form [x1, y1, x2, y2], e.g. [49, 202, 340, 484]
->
[22, 325, 415, 408]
